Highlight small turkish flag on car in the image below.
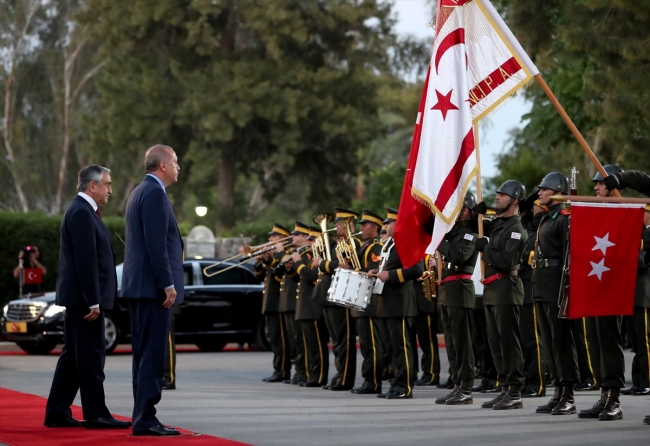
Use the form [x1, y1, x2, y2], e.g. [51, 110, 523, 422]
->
[568, 203, 644, 318]
[23, 268, 43, 285]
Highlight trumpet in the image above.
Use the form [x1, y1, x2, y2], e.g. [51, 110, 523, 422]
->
[272, 245, 312, 273]
[202, 237, 293, 277]
[313, 213, 333, 261]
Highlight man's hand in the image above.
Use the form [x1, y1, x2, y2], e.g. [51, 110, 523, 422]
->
[338, 263, 351, 270]
[428, 257, 436, 269]
[163, 287, 177, 309]
[284, 259, 294, 270]
[367, 269, 379, 276]
[290, 252, 301, 263]
[260, 250, 273, 261]
[312, 256, 322, 267]
[475, 237, 489, 252]
[377, 271, 389, 282]
[84, 307, 100, 321]
[603, 174, 622, 191]
[274, 242, 285, 253]
[473, 201, 488, 215]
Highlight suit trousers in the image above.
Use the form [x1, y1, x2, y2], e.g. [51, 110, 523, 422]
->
[575, 317, 600, 385]
[591, 316, 625, 389]
[284, 312, 307, 381]
[440, 305, 475, 390]
[128, 300, 172, 430]
[385, 317, 416, 396]
[301, 319, 330, 385]
[356, 316, 383, 391]
[416, 311, 441, 384]
[631, 307, 650, 388]
[323, 305, 357, 387]
[45, 308, 111, 421]
[535, 301, 580, 386]
[265, 312, 290, 379]
[485, 305, 525, 392]
[518, 303, 546, 393]
[163, 315, 176, 386]
[377, 318, 392, 378]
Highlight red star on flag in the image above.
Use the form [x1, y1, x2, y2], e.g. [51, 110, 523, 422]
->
[431, 89, 459, 121]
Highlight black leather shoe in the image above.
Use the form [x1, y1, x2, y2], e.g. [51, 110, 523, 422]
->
[321, 384, 332, 390]
[481, 389, 507, 409]
[263, 375, 286, 383]
[643, 414, 650, 425]
[351, 386, 381, 395]
[492, 392, 523, 410]
[162, 381, 176, 390]
[377, 391, 393, 398]
[436, 377, 453, 389]
[415, 378, 437, 386]
[44, 415, 82, 428]
[446, 390, 473, 405]
[133, 424, 181, 436]
[575, 381, 597, 392]
[536, 386, 561, 413]
[85, 417, 132, 429]
[385, 391, 412, 399]
[598, 389, 623, 421]
[301, 381, 325, 388]
[621, 385, 637, 395]
[551, 387, 576, 415]
[521, 387, 545, 398]
[631, 387, 650, 396]
[435, 385, 459, 405]
[578, 389, 608, 419]
[471, 383, 496, 393]
[329, 385, 353, 391]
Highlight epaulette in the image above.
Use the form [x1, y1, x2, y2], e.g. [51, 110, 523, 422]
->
[560, 209, 570, 216]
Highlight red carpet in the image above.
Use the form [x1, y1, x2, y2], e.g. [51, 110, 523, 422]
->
[0, 388, 249, 446]
[0, 345, 256, 356]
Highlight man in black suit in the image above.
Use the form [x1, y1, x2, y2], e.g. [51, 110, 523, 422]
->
[122, 145, 184, 436]
[44, 165, 131, 430]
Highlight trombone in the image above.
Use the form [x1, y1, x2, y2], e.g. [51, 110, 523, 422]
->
[202, 235, 293, 277]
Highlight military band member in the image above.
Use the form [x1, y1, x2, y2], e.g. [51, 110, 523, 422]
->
[414, 253, 441, 386]
[350, 209, 385, 395]
[257, 224, 292, 382]
[372, 208, 422, 399]
[312, 208, 359, 391]
[533, 172, 580, 415]
[434, 192, 479, 406]
[519, 199, 547, 398]
[474, 181, 528, 410]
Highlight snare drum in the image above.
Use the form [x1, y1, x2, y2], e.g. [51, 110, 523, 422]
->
[327, 269, 376, 311]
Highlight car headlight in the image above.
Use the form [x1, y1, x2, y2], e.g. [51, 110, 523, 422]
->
[43, 304, 66, 318]
[2, 304, 7, 317]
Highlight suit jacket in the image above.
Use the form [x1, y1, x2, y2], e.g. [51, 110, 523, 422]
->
[374, 237, 421, 318]
[257, 251, 284, 313]
[121, 175, 185, 303]
[293, 250, 323, 320]
[56, 195, 117, 309]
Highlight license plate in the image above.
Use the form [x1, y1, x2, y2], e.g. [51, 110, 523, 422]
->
[6, 322, 27, 333]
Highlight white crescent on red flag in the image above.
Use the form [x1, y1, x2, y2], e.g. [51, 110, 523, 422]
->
[568, 203, 643, 318]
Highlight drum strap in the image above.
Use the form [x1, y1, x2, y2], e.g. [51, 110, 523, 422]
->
[378, 237, 395, 273]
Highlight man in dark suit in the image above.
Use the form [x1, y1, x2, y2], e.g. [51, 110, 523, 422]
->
[121, 145, 184, 436]
[44, 165, 131, 429]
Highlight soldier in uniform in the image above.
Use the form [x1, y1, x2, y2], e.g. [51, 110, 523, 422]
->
[577, 165, 627, 420]
[533, 172, 580, 415]
[474, 181, 528, 410]
[434, 192, 480, 406]
[289, 225, 330, 387]
[349, 209, 385, 395]
[519, 199, 547, 398]
[414, 253, 441, 386]
[312, 208, 359, 391]
[256, 224, 292, 382]
[372, 207, 422, 399]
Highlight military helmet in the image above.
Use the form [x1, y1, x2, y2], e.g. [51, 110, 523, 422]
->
[496, 180, 526, 200]
[538, 172, 569, 195]
[463, 191, 477, 209]
[592, 164, 623, 182]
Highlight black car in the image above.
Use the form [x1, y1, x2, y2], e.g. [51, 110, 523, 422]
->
[1, 259, 268, 354]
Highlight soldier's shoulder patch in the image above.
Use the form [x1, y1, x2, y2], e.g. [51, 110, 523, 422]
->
[560, 209, 570, 215]
[371, 253, 381, 262]
[463, 233, 474, 241]
[510, 232, 521, 240]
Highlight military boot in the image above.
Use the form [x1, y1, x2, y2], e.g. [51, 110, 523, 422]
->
[481, 388, 507, 409]
[578, 387, 608, 419]
[536, 386, 561, 413]
[493, 389, 523, 410]
[598, 388, 623, 421]
[551, 385, 576, 415]
[446, 389, 473, 405]
[435, 385, 459, 404]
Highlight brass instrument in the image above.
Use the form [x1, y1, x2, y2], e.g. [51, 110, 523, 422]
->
[313, 213, 334, 261]
[418, 255, 437, 300]
[334, 228, 363, 271]
[273, 245, 312, 273]
[202, 237, 293, 277]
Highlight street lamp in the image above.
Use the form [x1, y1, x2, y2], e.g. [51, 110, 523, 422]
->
[195, 206, 208, 217]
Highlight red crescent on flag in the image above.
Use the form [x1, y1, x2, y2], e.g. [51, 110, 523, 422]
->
[435, 28, 465, 74]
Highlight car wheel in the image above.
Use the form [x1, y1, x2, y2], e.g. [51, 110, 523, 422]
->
[253, 317, 271, 351]
[195, 340, 227, 352]
[104, 312, 119, 354]
[17, 341, 56, 355]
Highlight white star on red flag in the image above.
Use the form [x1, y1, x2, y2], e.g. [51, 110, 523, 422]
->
[592, 233, 615, 255]
[588, 258, 610, 281]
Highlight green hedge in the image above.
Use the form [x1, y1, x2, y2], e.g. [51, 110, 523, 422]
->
[0, 212, 126, 309]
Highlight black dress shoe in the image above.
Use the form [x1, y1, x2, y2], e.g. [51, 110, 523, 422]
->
[481, 389, 507, 409]
[643, 414, 650, 425]
[85, 417, 132, 429]
[321, 384, 332, 390]
[263, 375, 286, 383]
[162, 382, 176, 390]
[631, 387, 650, 395]
[377, 391, 393, 398]
[385, 391, 412, 399]
[329, 385, 353, 391]
[301, 381, 324, 388]
[44, 415, 82, 428]
[436, 377, 452, 389]
[415, 378, 437, 386]
[521, 387, 545, 398]
[621, 386, 637, 395]
[133, 424, 181, 436]
[435, 385, 459, 405]
[351, 387, 381, 395]
[575, 381, 597, 391]
[492, 392, 523, 410]
[446, 390, 473, 405]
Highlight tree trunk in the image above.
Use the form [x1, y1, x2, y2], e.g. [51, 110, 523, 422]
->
[215, 147, 236, 234]
[3, 75, 29, 212]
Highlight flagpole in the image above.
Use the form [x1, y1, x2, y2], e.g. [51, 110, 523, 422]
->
[549, 195, 650, 205]
[474, 124, 486, 280]
[534, 74, 621, 198]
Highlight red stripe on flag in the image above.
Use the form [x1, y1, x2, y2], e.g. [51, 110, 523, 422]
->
[435, 29, 465, 74]
[433, 129, 475, 212]
[468, 57, 521, 107]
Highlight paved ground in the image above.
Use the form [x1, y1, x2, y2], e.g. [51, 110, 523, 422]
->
[1, 343, 649, 445]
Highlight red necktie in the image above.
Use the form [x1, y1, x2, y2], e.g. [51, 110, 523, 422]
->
[96, 209, 102, 220]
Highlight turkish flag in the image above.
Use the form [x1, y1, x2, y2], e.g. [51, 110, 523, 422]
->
[568, 203, 644, 318]
[23, 268, 43, 285]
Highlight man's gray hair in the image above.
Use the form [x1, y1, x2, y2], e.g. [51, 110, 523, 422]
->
[77, 165, 111, 192]
[144, 145, 174, 172]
